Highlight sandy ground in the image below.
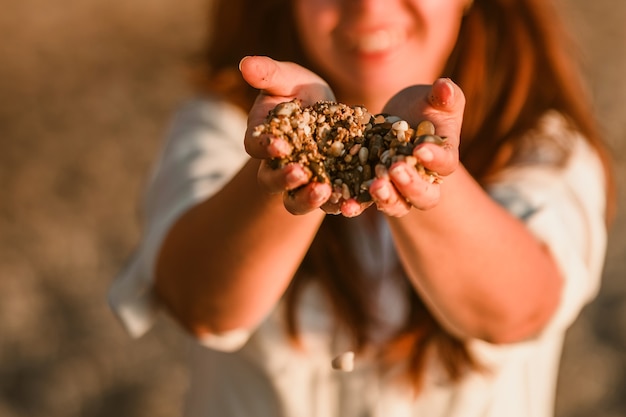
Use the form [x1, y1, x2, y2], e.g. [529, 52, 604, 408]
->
[0, 1, 624, 416]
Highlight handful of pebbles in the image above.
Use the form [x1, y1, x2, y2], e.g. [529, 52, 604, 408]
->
[253, 99, 446, 204]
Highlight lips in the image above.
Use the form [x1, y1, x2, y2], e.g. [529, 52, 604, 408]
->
[344, 28, 406, 54]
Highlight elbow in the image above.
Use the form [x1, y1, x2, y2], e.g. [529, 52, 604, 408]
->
[157, 298, 250, 351]
[153, 273, 215, 338]
[478, 305, 557, 345]
[153, 274, 252, 343]
[165, 309, 252, 352]
[477, 291, 562, 345]
[154, 290, 240, 341]
[463, 279, 564, 345]
[152, 280, 203, 337]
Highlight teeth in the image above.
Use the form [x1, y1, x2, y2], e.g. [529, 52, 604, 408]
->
[354, 30, 401, 53]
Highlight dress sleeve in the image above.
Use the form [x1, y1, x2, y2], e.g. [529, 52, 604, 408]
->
[107, 97, 250, 348]
[486, 131, 608, 336]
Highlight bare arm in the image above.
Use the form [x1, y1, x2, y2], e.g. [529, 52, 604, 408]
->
[154, 160, 325, 336]
[154, 57, 335, 337]
[371, 80, 562, 343]
[387, 166, 562, 344]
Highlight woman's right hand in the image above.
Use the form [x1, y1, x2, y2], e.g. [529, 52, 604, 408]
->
[239, 56, 336, 215]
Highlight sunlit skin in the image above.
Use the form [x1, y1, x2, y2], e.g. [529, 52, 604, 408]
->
[155, 0, 563, 344]
[241, 57, 460, 218]
[281, 0, 466, 216]
[293, 0, 467, 113]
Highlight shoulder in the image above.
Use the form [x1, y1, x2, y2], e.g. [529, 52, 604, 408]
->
[156, 95, 248, 165]
[491, 111, 607, 201]
[169, 95, 248, 137]
[509, 111, 595, 167]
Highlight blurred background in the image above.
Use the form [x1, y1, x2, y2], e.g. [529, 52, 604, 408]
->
[0, 0, 624, 416]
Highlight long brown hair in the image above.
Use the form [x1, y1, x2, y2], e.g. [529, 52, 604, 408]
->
[198, 0, 615, 391]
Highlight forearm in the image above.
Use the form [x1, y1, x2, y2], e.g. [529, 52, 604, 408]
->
[154, 159, 325, 336]
[388, 164, 563, 343]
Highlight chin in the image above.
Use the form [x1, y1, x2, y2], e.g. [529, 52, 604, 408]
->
[356, 79, 415, 102]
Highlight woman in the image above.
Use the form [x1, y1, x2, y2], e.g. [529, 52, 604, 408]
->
[109, 0, 614, 416]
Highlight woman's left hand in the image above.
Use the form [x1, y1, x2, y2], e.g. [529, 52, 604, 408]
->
[368, 78, 465, 217]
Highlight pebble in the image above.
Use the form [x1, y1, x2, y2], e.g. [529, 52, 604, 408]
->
[331, 351, 355, 372]
[254, 99, 447, 200]
[416, 120, 436, 136]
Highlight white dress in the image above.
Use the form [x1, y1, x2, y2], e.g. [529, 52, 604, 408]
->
[108, 96, 608, 417]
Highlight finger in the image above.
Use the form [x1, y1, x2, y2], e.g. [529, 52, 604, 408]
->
[413, 140, 458, 177]
[245, 132, 294, 160]
[384, 79, 463, 177]
[368, 178, 413, 217]
[423, 78, 465, 147]
[339, 199, 370, 218]
[239, 56, 333, 104]
[428, 78, 465, 113]
[387, 162, 440, 210]
[283, 182, 332, 215]
[383, 79, 464, 148]
[321, 196, 372, 216]
[257, 161, 311, 194]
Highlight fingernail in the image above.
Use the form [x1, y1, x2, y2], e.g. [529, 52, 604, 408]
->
[441, 78, 454, 94]
[341, 203, 360, 218]
[286, 169, 307, 184]
[375, 184, 391, 200]
[310, 185, 329, 203]
[431, 78, 454, 107]
[238, 56, 251, 71]
[390, 165, 411, 185]
[415, 147, 434, 163]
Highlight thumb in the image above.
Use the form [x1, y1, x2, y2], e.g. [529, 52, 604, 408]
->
[239, 55, 334, 104]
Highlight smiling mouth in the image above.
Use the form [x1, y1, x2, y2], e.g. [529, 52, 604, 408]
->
[347, 29, 405, 54]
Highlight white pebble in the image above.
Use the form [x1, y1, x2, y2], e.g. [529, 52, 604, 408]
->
[331, 351, 355, 372]
[392, 120, 409, 132]
[385, 115, 402, 124]
[330, 141, 345, 157]
[274, 101, 299, 117]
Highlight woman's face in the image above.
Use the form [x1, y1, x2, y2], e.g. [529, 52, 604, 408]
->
[293, 0, 468, 112]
